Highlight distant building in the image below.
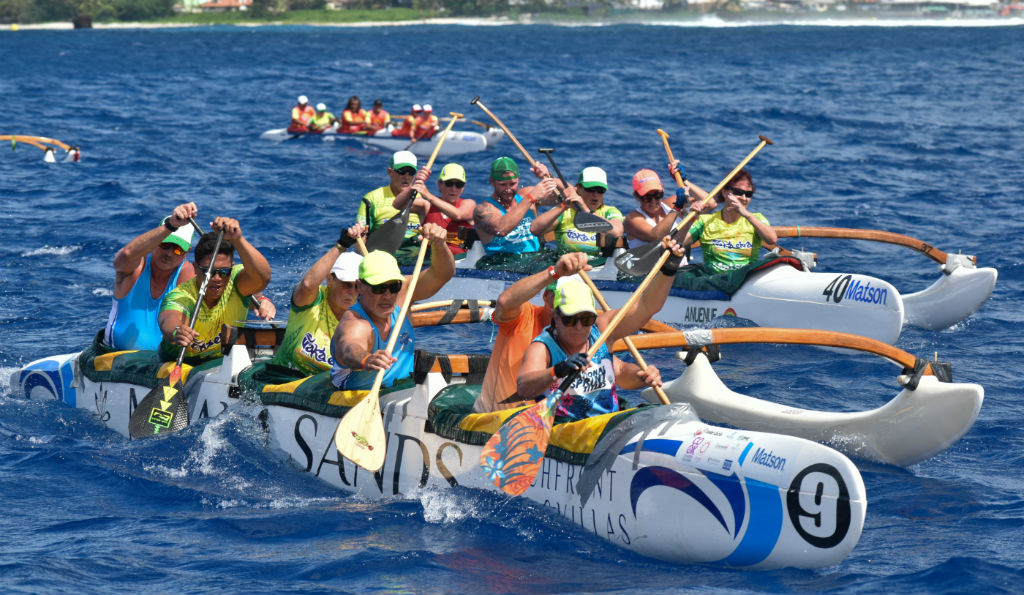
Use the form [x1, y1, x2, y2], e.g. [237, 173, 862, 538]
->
[199, 0, 253, 10]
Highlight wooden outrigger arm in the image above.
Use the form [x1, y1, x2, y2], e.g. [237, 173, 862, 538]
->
[2, 135, 81, 162]
[769, 226, 972, 267]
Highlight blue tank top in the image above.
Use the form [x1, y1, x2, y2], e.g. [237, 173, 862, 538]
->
[103, 254, 185, 351]
[534, 326, 618, 420]
[330, 301, 415, 390]
[482, 195, 541, 255]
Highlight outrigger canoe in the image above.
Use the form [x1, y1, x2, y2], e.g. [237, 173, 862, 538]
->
[9, 309, 871, 569]
[1, 135, 81, 162]
[423, 227, 995, 345]
[258, 122, 504, 158]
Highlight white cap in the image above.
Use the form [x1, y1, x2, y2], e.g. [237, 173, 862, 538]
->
[330, 252, 363, 282]
[423, 104, 433, 112]
[412, 104, 422, 112]
[390, 150, 418, 170]
[316, 102, 327, 111]
[297, 95, 308, 104]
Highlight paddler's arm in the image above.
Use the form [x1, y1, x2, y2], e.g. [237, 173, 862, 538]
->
[394, 167, 432, 218]
[211, 217, 271, 297]
[409, 223, 455, 302]
[529, 200, 567, 237]
[516, 341, 560, 401]
[493, 252, 590, 324]
[598, 236, 687, 344]
[158, 305, 194, 348]
[473, 197, 533, 240]
[416, 184, 475, 223]
[732, 198, 777, 245]
[292, 223, 366, 308]
[113, 202, 197, 299]
[331, 312, 395, 371]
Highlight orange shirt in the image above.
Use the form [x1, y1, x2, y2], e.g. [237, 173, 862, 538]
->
[474, 303, 548, 413]
[340, 108, 368, 133]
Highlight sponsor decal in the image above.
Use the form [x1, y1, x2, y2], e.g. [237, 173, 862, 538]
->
[723, 308, 737, 317]
[822, 274, 888, 306]
[300, 332, 334, 366]
[722, 459, 733, 471]
[787, 464, 852, 549]
[751, 446, 787, 472]
[684, 306, 718, 323]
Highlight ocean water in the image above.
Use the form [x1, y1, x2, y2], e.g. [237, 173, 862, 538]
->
[1, 22, 1023, 595]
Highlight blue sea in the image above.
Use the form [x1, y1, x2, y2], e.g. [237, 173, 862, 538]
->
[2, 21, 1023, 595]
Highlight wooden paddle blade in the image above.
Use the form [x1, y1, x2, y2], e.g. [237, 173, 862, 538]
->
[480, 397, 556, 496]
[334, 392, 387, 472]
[613, 240, 663, 276]
[572, 211, 614, 233]
[128, 377, 189, 439]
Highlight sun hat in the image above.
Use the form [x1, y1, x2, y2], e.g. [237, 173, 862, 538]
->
[390, 150, 418, 171]
[490, 156, 519, 181]
[316, 102, 327, 112]
[423, 104, 433, 112]
[553, 276, 597, 316]
[577, 166, 608, 191]
[439, 163, 466, 183]
[632, 169, 663, 196]
[163, 222, 194, 252]
[329, 252, 363, 282]
[412, 104, 422, 112]
[297, 95, 308, 105]
[359, 251, 404, 286]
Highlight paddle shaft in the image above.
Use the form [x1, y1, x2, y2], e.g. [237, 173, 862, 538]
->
[175, 224, 225, 368]
[657, 129, 686, 188]
[408, 112, 463, 202]
[579, 271, 670, 405]
[470, 97, 536, 167]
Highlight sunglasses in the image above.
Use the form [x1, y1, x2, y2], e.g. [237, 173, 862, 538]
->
[559, 313, 597, 327]
[442, 180, 465, 188]
[727, 187, 754, 198]
[362, 280, 403, 295]
[198, 265, 233, 278]
[639, 191, 664, 202]
[581, 186, 606, 194]
[394, 167, 417, 176]
[160, 243, 186, 256]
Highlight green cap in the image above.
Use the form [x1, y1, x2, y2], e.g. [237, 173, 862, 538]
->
[490, 156, 519, 181]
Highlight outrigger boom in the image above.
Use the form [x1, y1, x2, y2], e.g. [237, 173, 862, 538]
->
[2, 135, 81, 162]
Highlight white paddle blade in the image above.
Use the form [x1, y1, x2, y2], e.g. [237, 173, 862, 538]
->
[333, 394, 387, 472]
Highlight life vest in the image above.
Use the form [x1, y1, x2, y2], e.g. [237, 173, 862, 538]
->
[368, 109, 390, 131]
[289, 104, 315, 132]
[340, 108, 368, 134]
[392, 114, 416, 137]
[414, 114, 439, 139]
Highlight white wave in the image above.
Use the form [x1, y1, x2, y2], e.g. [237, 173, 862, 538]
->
[92, 288, 112, 297]
[21, 245, 81, 257]
[418, 489, 477, 524]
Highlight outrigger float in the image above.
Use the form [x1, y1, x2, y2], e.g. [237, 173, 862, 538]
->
[9, 300, 985, 567]
[2, 135, 81, 162]
[423, 226, 995, 345]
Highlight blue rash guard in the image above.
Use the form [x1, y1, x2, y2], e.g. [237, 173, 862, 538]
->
[103, 253, 186, 351]
[330, 301, 415, 390]
[481, 195, 541, 255]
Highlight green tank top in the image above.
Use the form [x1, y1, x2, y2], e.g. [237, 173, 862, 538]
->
[269, 286, 339, 376]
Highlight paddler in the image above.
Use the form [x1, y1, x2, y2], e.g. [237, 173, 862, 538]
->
[157, 217, 272, 364]
[391, 104, 421, 139]
[357, 150, 425, 249]
[625, 166, 710, 249]
[668, 162, 777, 273]
[288, 95, 315, 134]
[366, 99, 390, 135]
[339, 95, 368, 135]
[309, 103, 337, 134]
[471, 156, 561, 261]
[530, 166, 624, 257]
[263, 223, 367, 376]
[412, 104, 440, 141]
[329, 223, 454, 390]
[103, 202, 198, 351]
[409, 163, 476, 256]
[473, 237, 686, 414]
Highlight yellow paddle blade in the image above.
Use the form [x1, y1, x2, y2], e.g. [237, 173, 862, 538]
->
[333, 392, 386, 472]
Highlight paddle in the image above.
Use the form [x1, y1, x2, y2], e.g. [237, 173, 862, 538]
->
[364, 112, 464, 253]
[332, 237, 430, 472]
[536, 148, 614, 234]
[479, 257, 668, 495]
[578, 271, 669, 405]
[614, 135, 774, 277]
[128, 221, 224, 439]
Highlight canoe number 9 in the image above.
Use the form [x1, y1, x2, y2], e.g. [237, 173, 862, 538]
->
[786, 463, 852, 549]
[822, 274, 853, 304]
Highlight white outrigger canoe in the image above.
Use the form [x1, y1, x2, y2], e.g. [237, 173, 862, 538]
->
[426, 227, 995, 344]
[9, 316, 875, 569]
[259, 121, 504, 158]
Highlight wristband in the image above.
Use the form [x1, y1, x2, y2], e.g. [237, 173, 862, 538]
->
[547, 266, 560, 280]
[163, 217, 179, 232]
[550, 367, 557, 380]
[661, 254, 683, 277]
[172, 325, 181, 338]
[336, 232, 356, 250]
[674, 188, 689, 212]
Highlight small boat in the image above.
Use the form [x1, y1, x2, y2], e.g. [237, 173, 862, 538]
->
[10, 319, 873, 569]
[258, 121, 505, 157]
[258, 124, 358, 143]
[1, 135, 81, 162]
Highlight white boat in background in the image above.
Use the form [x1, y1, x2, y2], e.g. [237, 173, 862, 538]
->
[258, 120, 505, 157]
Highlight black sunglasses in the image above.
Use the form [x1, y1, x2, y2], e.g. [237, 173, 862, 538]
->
[442, 180, 465, 188]
[559, 313, 597, 327]
[580, 185, 606, 194]
[727, 187, 754, 198]
[198, 265, 232, 278]
[394, 167, 417, 176]
[639, 191, 664, 202]
[362, 279, 403, 295]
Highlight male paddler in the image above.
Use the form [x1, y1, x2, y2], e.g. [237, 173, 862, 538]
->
[103, 202, 198, 351]
[158, 217, 272, 364]
[471, 156, 561, 258]
[288, 95, 315, 134]
[329, 223, 454, 390]
[473, 237, 687, 415]
[266, 223, 366, 375]
[357, 150, 424, 248]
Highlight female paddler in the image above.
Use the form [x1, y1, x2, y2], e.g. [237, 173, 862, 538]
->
[530, 166, 624, 258]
